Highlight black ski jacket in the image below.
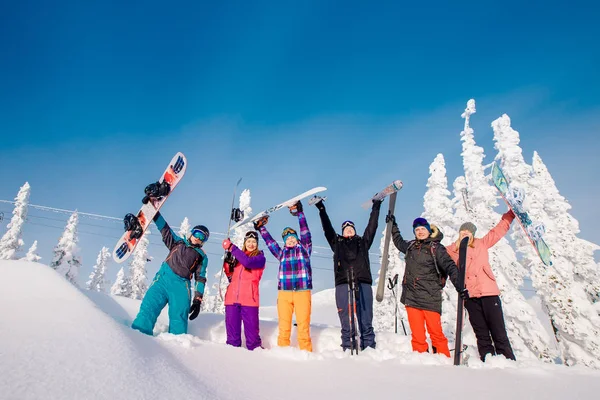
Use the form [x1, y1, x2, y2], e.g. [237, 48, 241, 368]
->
[391, 224, 460, 314]
[318, 201, 381, 286]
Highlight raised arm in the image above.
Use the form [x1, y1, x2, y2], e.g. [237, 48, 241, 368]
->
[316, 203, 337, 250]
[481, 211, 515, 249]
[153, 211, 183, 250]
[231, 246, 266, 270]
[391, 221, 410, 254]
[363, 200, 382, 249]
[297, 211, 312, 256]
[258, 226, 283, 260]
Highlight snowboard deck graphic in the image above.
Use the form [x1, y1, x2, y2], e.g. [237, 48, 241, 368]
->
[491, 163, 552, 266]
[112, 152, 187, 263]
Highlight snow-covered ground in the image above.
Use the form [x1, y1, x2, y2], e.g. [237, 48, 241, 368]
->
[2, 260, 600, 400]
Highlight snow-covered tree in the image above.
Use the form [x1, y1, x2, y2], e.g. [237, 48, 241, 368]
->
[211, 189, 253, 314]
[129, 230, 150, 300]
[86, 247, 111, 292]
[178, 217, 191, 238]
[110, 267, 131, 297]
[532, 152, 600, 305]
[0, 182, 31, 260]
[50, 212, 81, 286]
[493, 114, 600, 368]
[453, 103, 553, 361]
[21, 240, 41, 263]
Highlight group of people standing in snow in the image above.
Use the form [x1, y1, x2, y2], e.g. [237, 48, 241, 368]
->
[130, 180, 518, 363]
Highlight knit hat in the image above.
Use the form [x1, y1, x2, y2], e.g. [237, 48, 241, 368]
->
[244, 231, 259, 242]
[459, 222, 477, 235]
[281, 227, 299, 243]
[412, 217, 431, 233]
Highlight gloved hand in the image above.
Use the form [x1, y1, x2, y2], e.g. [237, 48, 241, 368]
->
[385, 213, 396, 225]
[222, 238, 233, 251]
[459, 289, 470, 300]
[315, 199, 325, 211]
[224, 251, 236, 274]
[189, 296, 202, 320]
[372, 196, 383, 209]
[289, 200, 303, 215]
[253, 215, 269, 230]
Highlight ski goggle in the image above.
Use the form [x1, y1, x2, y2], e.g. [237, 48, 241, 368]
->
[245, 231, 259, 241]
[191, 228, 208, 242]
[341, 220, 355, 230]
[281, 227, 297, 238]
[412, 218, 429, 228]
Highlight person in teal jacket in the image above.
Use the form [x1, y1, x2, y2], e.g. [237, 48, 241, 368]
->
[131, 210, 209, 336]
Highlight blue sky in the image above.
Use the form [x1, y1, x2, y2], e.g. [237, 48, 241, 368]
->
[1, 1, 598, 305]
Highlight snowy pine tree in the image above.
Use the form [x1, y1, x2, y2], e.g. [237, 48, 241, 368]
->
[0, 182, 31, 260]
[111, 267, 131, 297]
[178, 217, 191, 238]
[493, 114, 600, 368]
[21, 240, 41, 263]
[86, 247, 111, 292]
[129, 230, 150, 300]
[532, 152, 600, 305]
[50, 212, 82, 286]
[454, 102, 553, 361]
[212, 189, 253, 314]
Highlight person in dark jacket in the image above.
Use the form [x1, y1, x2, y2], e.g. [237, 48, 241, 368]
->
[314, 197, 382, 351]
[388, 215, 467, 357]
[131, 183, 209, 336]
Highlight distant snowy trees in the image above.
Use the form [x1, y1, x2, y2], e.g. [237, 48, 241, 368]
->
[0, 182, 30, 260]
[21, 240, 42, 263]
[129, 230, 150, 300]
[86, 247, 111, 292]
[50, 212, 81, 286]
[111, 267, 131, 297]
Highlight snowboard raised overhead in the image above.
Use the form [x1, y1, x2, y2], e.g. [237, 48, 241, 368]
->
[491, 163, 552, 266]
[231, 187, 327, 230]
[361, 180, 403, 209]
[112, 153, 187, 263]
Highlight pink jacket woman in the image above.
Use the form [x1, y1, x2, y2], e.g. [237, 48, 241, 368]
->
[445, 210, 517, 362]
[222, 231, 266, 350]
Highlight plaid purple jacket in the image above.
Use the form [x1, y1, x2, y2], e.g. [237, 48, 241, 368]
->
[258, 211, 313, 291]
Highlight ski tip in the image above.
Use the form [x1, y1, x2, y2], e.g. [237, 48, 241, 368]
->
[392, 180, 403, 191]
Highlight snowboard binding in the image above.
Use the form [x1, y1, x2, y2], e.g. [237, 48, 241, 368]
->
[142, 181, 171, 204]
[253, 215, 269, 230]
[231, 208, 244, 223]
[123, 213, 143, 240]
[308, 195, 327, 206]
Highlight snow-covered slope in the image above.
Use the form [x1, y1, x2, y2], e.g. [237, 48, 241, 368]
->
[2, 260, 600, 400]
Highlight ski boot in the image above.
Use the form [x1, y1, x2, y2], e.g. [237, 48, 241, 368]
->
[142, 181, 171, 204]
[124, 213, 144, 240]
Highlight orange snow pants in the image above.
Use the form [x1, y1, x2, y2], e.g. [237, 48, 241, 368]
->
[406, 306, 450, 357]
[277, 290, 312, 352]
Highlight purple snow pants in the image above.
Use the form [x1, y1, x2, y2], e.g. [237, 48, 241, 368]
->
[225, 304, 262, 350]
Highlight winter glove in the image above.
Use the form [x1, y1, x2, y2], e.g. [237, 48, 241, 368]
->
[385, 213, 396, 225]
[372, 195, 383, 209]
[459, 289, 470, 300]
[253, 215, 269, 230]
[315, 199, 325, 211]
[289, 200, 303, 215]
[222, 238, 233, 251]
[189, 296, 202, 320]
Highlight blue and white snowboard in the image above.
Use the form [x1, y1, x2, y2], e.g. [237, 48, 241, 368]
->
[491, 162, 552, 266]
